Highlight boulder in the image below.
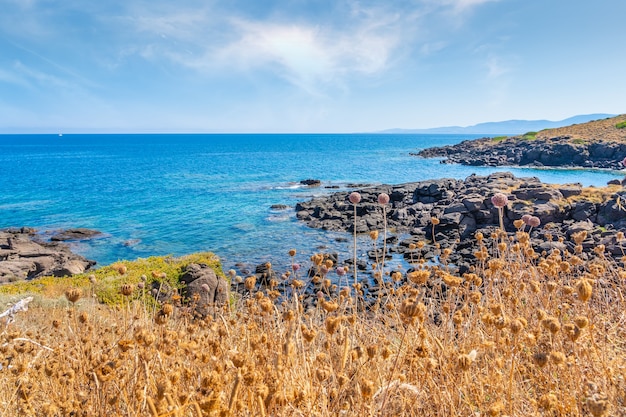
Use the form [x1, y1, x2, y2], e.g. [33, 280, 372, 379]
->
[180, 263, 229, 317]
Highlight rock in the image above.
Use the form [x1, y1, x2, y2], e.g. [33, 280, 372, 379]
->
[0, 229, 96, 281]
[596, 192, 626, 228]
[558, 184, 583, 198]
[50, 228, 102, 241]
[255, 262, 278, 286]
[180, 263, 229, 317]
[270, 204, 290, 210]
[512, 186, 563, 202]
[300, 179, 321, 187]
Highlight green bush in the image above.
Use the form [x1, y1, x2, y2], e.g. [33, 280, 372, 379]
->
[521, 131, 537, 140]
[491, 136, 507, 143]
[616, 121, 626, 129]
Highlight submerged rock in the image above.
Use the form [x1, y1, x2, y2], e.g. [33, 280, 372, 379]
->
[50, 228, 102, 241]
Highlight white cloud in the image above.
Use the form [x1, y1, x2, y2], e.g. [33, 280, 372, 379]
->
[117, 5, 406, 95]
[443, 0, 500, 13]
[211, 19, 398, 94]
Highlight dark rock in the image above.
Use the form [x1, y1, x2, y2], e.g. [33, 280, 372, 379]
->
[512, 187, 563, 201]
[270, 204, 290, 210]
[255, 262, 278, 285]
[558, 184, 583, 198]
[300, 179, 321, 187]
[180, 263, 229, 317]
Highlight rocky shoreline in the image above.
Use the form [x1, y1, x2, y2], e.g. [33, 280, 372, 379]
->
[296, 172, 626, 274]
[0, 228, 97, 283]
[415, 136, 626, 169]
[415, 115, 626, 169]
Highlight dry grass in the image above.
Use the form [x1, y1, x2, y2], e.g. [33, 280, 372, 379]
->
[1, 231, 625, 416]
[535, 115, 626, 143]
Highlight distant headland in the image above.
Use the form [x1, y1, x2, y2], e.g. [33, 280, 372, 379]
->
[415, 114, 626, 169]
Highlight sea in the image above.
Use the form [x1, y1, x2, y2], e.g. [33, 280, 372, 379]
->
[0, 134, 623, 274]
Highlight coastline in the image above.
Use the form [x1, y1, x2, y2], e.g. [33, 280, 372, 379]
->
[416, 114, 626, 169]
[295, 171, 626, 275]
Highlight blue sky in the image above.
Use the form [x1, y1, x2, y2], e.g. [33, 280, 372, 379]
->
[1, 0, 624, 133]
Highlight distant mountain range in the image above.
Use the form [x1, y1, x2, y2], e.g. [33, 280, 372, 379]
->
[380, 113, 618, 135]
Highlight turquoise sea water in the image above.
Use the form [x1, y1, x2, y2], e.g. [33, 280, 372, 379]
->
[0, 134, 623, 272]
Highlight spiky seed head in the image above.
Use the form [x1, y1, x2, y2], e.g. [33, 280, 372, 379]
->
[576, 278, 593, 302]
[377, 193, 390, 205]
[65, 288, 81, 304]
[349, 192, 361, 204]
[161, 303, 174, 315]
[574, 316, 589, 329]
[120, 284, 134, 296]
[529, 216, 541, 227]
[491, 193, 508, 208]
[244, 276, 256, 290]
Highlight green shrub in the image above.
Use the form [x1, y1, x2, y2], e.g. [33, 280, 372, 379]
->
[616, 121, 626, 129]
[521, 131, 537, 140]
[491, 136, 507, 143]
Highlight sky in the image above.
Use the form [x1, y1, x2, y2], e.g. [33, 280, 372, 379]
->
[0, 0, 624, 133]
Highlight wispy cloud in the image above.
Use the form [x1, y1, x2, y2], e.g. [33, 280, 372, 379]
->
[110, 2, 419, 95]
[443, 0, 501, 13]
[211, 18, 399, 95]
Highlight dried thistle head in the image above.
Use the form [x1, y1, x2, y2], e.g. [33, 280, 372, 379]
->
[576, 278, 593, 302]
[65, 288, 81, 304]
[244, 276, 257, 291]
[574, 316, 589, 329]
[120, 284, 134, 297]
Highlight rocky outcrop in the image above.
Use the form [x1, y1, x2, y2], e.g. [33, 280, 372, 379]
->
[416, 136, 626, 169]
[0, 228, 96, 282]
[180, 263, 229, 317]
[296, 172, 626, 273]
[415, 115, 626, 169]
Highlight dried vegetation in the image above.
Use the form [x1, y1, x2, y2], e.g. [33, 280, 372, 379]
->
[1, 228, 625, 416]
